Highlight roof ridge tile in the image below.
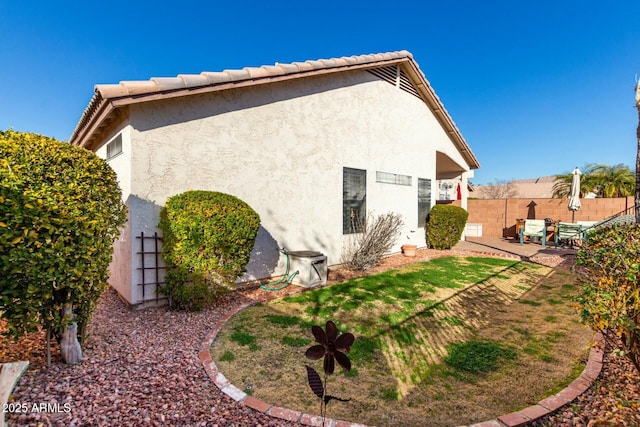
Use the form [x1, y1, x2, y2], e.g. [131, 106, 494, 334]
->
[242, 67, 271, 78]
[223, 69, 251, 80]
[119, 80, 158, 96]
[291, 61, 314, 72]
[304, 59, 325, 69]
[151, 77, 186, 91]
[95, 51, 412, 99]
[260, 65, 285, 76]
[95, 84, 129, 98]
[319, 58, 337, 67]
[201, 71, 232, 85]
[276, 63, 299, 73]
[177, 74, 209, 87]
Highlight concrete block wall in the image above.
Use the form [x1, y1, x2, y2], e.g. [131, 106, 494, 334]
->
[466, 196, 635, 239]
[465, 199, 506, 238]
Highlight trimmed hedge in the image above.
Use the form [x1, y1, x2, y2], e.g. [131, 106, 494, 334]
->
[425, 205, 468, 250]
[158, 190, 260, 310]
[0, 129, 126, 345]
[576, 224, 640, 373]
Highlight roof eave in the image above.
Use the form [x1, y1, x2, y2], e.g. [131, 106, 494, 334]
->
[70, 52, 480, 171]
[111, 56, 409, 107]
[400, 61, 480, 170]
[70, 56, 412, 148]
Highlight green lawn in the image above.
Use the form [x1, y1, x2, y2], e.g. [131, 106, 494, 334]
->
[211, 256, 591, 427]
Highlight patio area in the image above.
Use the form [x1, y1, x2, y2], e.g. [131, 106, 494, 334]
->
[455, 236, 577, 259]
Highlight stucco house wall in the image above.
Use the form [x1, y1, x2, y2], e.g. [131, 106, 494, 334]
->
[94, 123, 133, 303]
[71, 51, 479, 306]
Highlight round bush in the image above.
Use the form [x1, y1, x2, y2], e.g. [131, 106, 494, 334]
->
[425, 205, 469, 250]
[0, 129, 126, 343]
[158, 190, 260, 310]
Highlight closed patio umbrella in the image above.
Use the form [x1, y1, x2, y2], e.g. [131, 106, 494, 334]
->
[568, 167, 581, 222]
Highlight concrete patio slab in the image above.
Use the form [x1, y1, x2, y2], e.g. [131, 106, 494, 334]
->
[454, 236, 577, 259]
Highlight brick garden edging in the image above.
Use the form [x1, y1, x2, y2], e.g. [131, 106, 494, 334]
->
[200, 298, 604, 427]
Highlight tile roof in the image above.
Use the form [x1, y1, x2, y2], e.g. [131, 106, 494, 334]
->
[69, 50, 479, 169]
[94, 51, 411, 99]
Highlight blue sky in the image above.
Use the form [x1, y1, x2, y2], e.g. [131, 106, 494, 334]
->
[1, 1, 638, 184]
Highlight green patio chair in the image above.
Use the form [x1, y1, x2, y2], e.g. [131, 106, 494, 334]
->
[577, 221, 598, 240]
[519, 219, 547, 247]
[554, 222, 583, 247]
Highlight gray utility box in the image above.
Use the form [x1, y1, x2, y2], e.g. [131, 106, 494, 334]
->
[288, 251, 327, 288]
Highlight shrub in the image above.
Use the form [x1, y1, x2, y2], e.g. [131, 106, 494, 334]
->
[575, 224, 640, 373]
[425, 205, 468, 250]
[0, 130, 126, 362]
[158, 190, 260, 310]
[341, 212, 404, 271]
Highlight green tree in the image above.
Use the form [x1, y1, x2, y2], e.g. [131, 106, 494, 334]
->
[590, 163, 634, 197]
[158, 190, 260, 310]
[576, 224, 640, 373]
[553, 163, 633, 198]
[552, 164, 595, 198]
[0, 130, 126, 364]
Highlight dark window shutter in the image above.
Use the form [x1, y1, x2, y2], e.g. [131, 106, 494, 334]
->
[106, 134, 123, 160]
[418, 178, 432, 227]
[343, 168, 367, 234]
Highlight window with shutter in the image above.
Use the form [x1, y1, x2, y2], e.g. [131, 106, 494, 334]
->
[106, 134, 123, 160]
[343, 168, 366, 234]
[418, 178, 432, 227]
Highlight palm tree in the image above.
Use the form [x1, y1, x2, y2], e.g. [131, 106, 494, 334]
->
[589, 164, 634, 197]
[551, 173, 572, 198]
[552, 164, 597, 198]
[553, 163, 634, 198]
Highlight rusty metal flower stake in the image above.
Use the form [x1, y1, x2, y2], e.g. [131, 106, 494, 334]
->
[304, 320, 354, 425]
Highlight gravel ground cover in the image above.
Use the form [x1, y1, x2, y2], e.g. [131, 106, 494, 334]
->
[2, 246, 639, 427]
[532, 341, 640, 426]
[3, 290, 299, 427]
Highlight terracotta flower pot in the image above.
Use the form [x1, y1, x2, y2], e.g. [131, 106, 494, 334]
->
[401, 244, 417, 257]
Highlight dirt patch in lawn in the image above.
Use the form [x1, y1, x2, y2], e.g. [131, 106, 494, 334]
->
[211, 257, 593, 427]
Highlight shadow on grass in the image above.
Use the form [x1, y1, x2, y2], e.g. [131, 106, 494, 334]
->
[211, 256, 576, 426]
[279, 257, 555, 396]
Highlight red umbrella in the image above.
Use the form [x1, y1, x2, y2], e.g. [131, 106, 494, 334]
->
[456, 183, 462, 200]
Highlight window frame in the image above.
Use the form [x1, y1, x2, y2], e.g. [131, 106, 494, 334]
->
[375, 171, 412, 186]
[106, 134, 123, 161]
[417, 178, 432, 228]
[343, 167, 367, 234]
